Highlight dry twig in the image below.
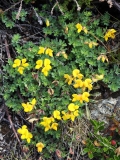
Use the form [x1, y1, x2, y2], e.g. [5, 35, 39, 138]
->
[3, 1, 21, 13]
[51, 0, 64, 15]
[16, 0, 23, 20]
[73, 0, 81, 11]
[4, 38, 11, 59]
[4, 105, 22, 151]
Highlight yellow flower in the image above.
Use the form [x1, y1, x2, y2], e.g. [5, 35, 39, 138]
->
[35, 60, 43, 69]
[72, 94, 83, 103]
[76, 23, 82, 33]
[69, 110, 79, 121]
[85, 41, 98, 48]
[102, 56, 105, 62]
[97, 54, 108, 63]
[74, 110, 79, 116]
[62, 111, 70, 120]
[53, 110, 61, 120]
[70, 113, 76, 121]
[46, 19, 50, 27]
[44, 59, 51, 66]
[42, 66, 51, 76]
[83, 79, 93, 90]
[45, 48, 53, 57]
[89, 42, 93, 48]
[95, 74, 104, 80]
[22, 102, 33, 112]
[51, 123, 58, 131]
[72, 69, 80, 78]
[35, 59, 52, 76]
[40, 117, 52, 132]
[92, 74, 104, 82]
[21, 59, 29, 67]
[82, 92, 90, 102]
[22, 98, 36, 112]
[73, 79, 83, 88]
[89, 42, 98, 48]
[18, 66, 24, 74]
[31, 98, 36, 105]
[102, 55, 109, 63]
[72, 69, 83, 79]
[12, 59, 21, 68]
[41, 67, 48, 76]
[17, 125, 27, 134]
[82, 26, 88, 34]
[64, 74, 73, 85]
[50, 117, 55, 122]
[38, 47, 45, 54]
[68, 103, 79, 112]
[92, 42, 98, 47]
[104, 29, 116, 41]
[13, 58, 29, 74]
[36, 142, 44, 152]
[17, 125, 33, 143]
[26, 132, 33, 143]
[70, 112, 78, 121]
[62, 52, 68, 59]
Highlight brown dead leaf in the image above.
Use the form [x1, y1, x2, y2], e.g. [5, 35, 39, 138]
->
[38, 157, 42, 160]
[48, 88, 54, 95]
[109, 126, 117, 131]
[28, 118, 38, 123]
[94, 140, 101, 147]
[115, 146, 120, 156]
[32, 73, 38, 80]
[22, 145, 29, 153]
[56, 52, 61, 57]
[56, 149, 62, 158]
[69, 147, 74, 155]
[81, 140, 86, 145]
[52, 80, 59, 86]
[0, 8, 4, 15]
[65, 26, 68, 34]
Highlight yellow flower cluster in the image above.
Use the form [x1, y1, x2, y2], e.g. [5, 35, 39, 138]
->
[104, 29, 116, 41]
[35, 59, 52, 76]
[38, 46, 53, 57]
[64, 69, 92, 90]
[64, 69, 92, 103]
[76, 23, 88, 34]
[12, 58, 29, 74]
[40, 110, 62, 132]
[17, 125, 33, 143]
[97, 54, 108, 63]
[84, 41, 98, 48]
[22, 98, 36, 112]
[62, 103, 79, 121]
[40, 116, 58, 132]
[72, 92, 90, 103]
[40, 105, 80, 132]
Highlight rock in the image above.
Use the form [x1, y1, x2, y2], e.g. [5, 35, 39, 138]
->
[89, 96, 120, 126]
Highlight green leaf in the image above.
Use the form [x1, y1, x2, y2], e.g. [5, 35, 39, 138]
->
[83, 148, 89, 154]
[96, 28, 103, 37]
[12, 34, 21, 45]
[88, 152, 94, 159]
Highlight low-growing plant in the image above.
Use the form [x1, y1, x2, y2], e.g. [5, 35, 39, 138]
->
[83, 119, 120, 160]
[1, 8, 27, 29]
[1, 1, 120, 159]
